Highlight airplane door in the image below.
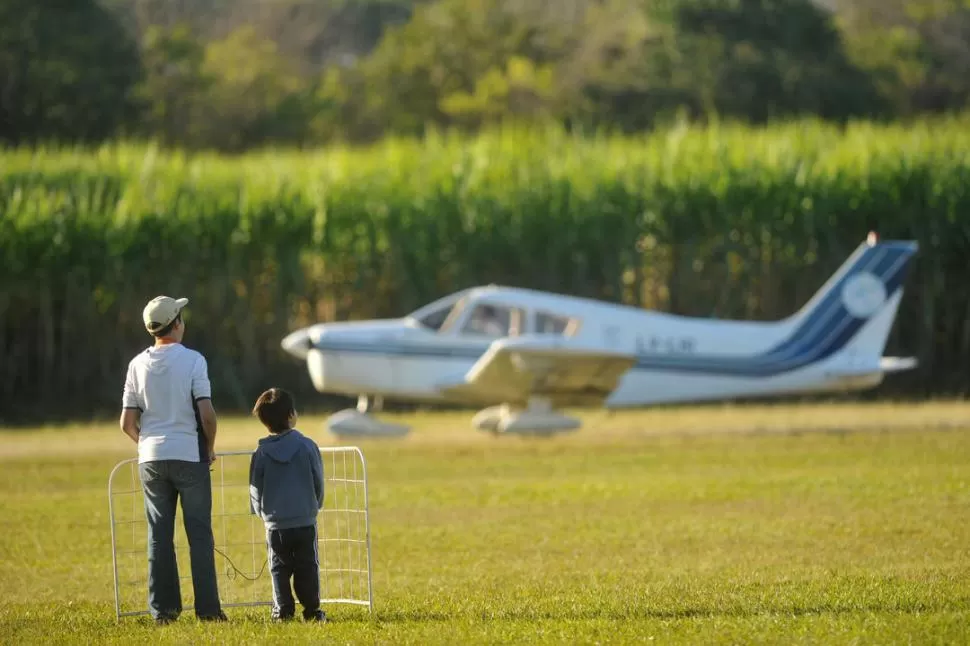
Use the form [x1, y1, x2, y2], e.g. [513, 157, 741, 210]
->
[438, 301, 526, 379]
[398, 300, 527, 397]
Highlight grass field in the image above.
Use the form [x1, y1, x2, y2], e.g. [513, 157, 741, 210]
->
[1, 400, 969, 644]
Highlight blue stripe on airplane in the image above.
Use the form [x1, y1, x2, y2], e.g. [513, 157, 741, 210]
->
[642, 243, 915, 376]
[310, 243, 916, 378]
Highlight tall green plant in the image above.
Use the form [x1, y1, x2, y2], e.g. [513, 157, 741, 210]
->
[2, 115, 969, 423]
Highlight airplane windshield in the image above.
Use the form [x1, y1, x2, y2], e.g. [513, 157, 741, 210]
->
[436, 298, 469, 334]
[439, 301, 527, 337]
[413, 303, 455, 331]
[406, 292, 471, 332]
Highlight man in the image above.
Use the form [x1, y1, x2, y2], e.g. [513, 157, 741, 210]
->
[120, 295, 227, 625]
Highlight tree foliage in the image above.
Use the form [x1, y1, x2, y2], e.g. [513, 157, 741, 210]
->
[0, 0, 968, 149]
[834, 0, 970, 113]
[134, 24, 210, 146]
[665, 0, 890, 121]
[0, 0, 142, 145]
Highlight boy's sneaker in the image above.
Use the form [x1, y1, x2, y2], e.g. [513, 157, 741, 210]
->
[198, 611, 228, 622]
[304, 609, 327, 622]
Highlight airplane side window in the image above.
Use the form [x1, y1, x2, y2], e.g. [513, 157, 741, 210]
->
[462, 304, 512, 337]
[535, 312, 575, 336]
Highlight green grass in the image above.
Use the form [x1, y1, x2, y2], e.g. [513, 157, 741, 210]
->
[2, 400, 969, 643]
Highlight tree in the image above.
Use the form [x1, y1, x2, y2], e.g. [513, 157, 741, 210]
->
[194, 26, 306, 151]
[556, 0, 703, 131]
[315, 0, 576, 137]
[0, 0, 143, 145]
[833, 0, 970, 113]
[133, 24, 211, 146]
[440, 56, 559, 126]
[657, 0, 889, 123]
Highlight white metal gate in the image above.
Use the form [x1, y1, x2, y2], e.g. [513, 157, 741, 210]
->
[108, 447, 372, 619]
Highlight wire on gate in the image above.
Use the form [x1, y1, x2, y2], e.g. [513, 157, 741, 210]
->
[214, 546, 267, 582]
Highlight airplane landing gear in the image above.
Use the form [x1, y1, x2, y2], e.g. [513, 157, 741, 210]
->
[356, 394, 384, 414]
[326, 394, 409, 438]
[472, 397, 581, 435]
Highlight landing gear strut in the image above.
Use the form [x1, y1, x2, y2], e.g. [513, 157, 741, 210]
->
[326, 394, 409, 437]
[356, 394, 384, 414]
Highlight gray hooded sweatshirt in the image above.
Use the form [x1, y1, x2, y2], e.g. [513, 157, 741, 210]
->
[248, 429, 324, 530]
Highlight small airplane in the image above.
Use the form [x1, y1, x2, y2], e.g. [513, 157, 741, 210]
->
[281, 232, 919, 437]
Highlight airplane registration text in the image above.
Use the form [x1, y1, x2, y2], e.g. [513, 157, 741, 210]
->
[636, 335, 696, 354]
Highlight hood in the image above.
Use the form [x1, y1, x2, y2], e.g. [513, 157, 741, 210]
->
[258, 429, 305, 463]
[145, 344, 183, 375]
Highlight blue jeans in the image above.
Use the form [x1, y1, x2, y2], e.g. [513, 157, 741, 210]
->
[139, 460, 222, 619]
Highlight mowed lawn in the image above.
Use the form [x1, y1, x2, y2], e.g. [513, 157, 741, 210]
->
[1, 400, 969, 644]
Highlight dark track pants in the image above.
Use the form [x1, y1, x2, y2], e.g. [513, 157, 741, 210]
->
[267, 525, 320, 619]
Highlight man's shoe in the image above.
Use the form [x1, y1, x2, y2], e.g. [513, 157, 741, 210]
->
[154, 613, 178, 626]
[304, 609, 327, 622]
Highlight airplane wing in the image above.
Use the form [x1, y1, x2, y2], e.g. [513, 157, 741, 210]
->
[437, 336, 637, 407]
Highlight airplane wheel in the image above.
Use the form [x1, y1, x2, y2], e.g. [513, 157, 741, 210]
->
[472, 406, 504, 433]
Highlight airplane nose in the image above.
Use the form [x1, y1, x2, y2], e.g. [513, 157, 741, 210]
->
[281, 328, 315, 360]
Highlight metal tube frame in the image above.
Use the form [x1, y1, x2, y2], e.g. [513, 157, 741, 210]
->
[107, 447, 373, 620]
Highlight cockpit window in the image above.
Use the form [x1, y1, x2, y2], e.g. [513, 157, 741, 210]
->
[407, 291, 470, 331]
[416, 304, 453, 331]
[460, 303, 526, 337]
[535, 311, 579, 336]
[436, 297, 469, 334]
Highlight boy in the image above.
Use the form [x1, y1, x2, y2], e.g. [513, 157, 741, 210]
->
[249, 388, 327, 622]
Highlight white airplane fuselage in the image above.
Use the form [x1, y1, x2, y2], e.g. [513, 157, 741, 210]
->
[282, 238, 918, 416]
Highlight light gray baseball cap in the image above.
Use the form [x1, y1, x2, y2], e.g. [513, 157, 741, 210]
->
[143, 295, 188, 334]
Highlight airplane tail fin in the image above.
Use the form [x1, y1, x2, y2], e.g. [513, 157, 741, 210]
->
[787, 234, 915, 325]
[780, 232, 918, 371]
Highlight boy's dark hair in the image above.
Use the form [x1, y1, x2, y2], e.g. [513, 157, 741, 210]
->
[253, 388, 296, 433]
